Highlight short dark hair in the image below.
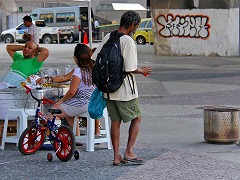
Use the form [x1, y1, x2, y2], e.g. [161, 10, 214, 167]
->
[23, 15, 32, 22]
[120, 11, 141, 28]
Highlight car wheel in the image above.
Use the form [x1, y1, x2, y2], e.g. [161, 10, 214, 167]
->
[42, 35, 53, 44]
[4, 35, 14, 43]
[66, 34, 75, 44]
[136, 36, 146, 45]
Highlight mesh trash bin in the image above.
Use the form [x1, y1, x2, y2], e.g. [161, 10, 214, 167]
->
[204, 107, 239, 143]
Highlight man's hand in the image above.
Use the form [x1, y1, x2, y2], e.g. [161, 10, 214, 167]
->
[22, 32, 31, 41]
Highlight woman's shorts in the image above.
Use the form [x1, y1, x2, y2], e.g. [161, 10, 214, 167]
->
[61, 103, 88, 117]
[105, 98, 141, 123]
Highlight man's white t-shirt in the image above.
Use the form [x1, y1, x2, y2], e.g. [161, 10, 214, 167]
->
[94, 20, 100, 28]
[91, 33, 138, 101]
[28, 24, 39, 45]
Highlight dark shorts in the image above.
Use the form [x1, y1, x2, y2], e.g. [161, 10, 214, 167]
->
[105, 98, 141, 123]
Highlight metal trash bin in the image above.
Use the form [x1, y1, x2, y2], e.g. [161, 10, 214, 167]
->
[204, 106, 239, 143]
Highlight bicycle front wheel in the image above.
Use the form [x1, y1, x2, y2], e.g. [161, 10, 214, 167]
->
[53, 125, 76, 162]
[18, 124, 45, 155]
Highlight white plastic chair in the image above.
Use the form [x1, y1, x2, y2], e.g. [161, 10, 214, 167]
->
[73, 108, 111, 152]
[1, 108, 35, 149]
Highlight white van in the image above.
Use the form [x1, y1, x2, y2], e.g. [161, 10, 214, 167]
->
[0, 20, 72, 44]
[30, 6, 94, 43]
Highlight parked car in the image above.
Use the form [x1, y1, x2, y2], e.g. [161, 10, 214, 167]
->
[0, 20, 72, 44]
[133, 18, 153, 45]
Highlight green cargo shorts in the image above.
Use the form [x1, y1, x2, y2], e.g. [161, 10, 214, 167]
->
[105, 98, 141, 123]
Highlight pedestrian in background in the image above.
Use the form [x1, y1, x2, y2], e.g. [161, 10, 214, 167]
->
[91, 11, 152, 166]
[23, 15, 39, 45]
[94, 19, 100, 40]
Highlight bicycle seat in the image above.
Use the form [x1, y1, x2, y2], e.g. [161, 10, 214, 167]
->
[48, 109, 62, 115]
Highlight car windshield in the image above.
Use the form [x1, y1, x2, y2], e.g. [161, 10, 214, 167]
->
[147, 21, 152, 28]
[17, 23, 27, 30]
[139, 21, 147, 28]
[30, 14, 37, 21]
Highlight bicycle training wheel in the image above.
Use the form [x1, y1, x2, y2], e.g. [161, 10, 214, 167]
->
[18, 124, 45, 155]
[53, 125, 76, 162]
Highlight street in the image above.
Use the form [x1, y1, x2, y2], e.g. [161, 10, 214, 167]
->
[1, 42, 240, 179]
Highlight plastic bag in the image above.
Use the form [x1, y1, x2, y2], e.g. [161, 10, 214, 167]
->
[27, 75, 41, 86]
[38, 68, 60, 77]
[88, 88, 106, 119]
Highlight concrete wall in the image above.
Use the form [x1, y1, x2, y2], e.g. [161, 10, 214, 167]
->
[151, 0, 195, 9]
[151, 0, 240, 56]
[199, 0, 239, 9]
[0, 11, 2, 33]
[151, 0, 239, 9]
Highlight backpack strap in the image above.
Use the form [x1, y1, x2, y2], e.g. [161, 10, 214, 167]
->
[107, 30, 124, 43]
[126, 73, 135, 95]
[106, 73, 135, 99]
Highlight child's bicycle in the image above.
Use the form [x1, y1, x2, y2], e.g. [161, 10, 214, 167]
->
[18, 84, 79, 162]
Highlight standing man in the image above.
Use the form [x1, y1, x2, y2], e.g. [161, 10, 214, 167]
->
[23, 15, 39, 45]
[91, 11, 151, 166]
[94, 19, 100, 40]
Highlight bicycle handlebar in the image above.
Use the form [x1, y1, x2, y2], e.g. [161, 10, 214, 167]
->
[43, 98, 55, 105]
[23, 85, 31, 94]
[23, 85, 55, 105]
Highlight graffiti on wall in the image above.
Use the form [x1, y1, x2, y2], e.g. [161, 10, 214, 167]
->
[157, 14, 210, 39]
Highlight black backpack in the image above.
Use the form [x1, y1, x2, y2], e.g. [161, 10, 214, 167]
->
[92, 30, 128, 98]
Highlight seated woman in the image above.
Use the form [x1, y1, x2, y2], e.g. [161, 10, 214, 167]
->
[36, 44, 101, 145]
[0, 42, 49, 88]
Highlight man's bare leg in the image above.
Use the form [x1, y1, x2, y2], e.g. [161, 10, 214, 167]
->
[111, 120, 122, 164]
[124, 117, 142, 159]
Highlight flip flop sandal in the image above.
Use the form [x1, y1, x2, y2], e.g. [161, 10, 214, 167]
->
[113, 160, 128, 166]
[123, 157, 144, 165]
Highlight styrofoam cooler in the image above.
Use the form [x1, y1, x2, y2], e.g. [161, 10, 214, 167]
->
[0, 87, 63, 119]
